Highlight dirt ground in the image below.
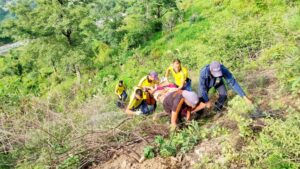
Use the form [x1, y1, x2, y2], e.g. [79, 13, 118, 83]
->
[93, 115, 241, 169]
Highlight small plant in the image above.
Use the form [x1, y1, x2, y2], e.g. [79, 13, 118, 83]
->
[58, 154, 80, 169]
[144, 121, 202, 158]
[143, 146, 155, 159]
[244, 109, 300, 168]
[227, 96, 255, 137]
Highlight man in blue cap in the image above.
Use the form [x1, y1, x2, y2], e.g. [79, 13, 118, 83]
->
[198, 61, 252, 113]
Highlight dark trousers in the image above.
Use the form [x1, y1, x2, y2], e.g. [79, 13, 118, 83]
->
[195, 82, 227, 119]
[212, 82, 227, 111]
[132, 100, 154, 115]
[182, 78, 192, 91]
[199, 81, 228, 111]
[117, 91, 128, 108]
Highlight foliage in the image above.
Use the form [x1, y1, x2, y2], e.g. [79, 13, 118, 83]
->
[144, 121, 229, 158]
[227, 96, 255, 137]
[58, 155, 80, 169]
[143, 146, 155, 159]
[244, 109, 300, 168]
[1, 0, 300, 168]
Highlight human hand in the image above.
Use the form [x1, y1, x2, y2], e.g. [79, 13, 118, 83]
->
[206, 101, 212, 108]
[191, 102, 206, 113]
[170, 124, 177, 132]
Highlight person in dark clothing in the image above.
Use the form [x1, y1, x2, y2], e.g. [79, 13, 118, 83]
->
[198, 61, 252, 112]
[163, 90, 199, 130]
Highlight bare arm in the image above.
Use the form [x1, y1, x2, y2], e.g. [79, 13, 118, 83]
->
[171, 99, 184, 127]
[191, 102, 206, 113]
[125, 107, 136, 115]
[186, 108, 191, 121]
[171, 110, 179, 126]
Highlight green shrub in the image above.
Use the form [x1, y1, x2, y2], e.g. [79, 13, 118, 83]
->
[227, 96, 255, 137]
[143, 146, 155, 159]
[144, 121, 228, 158]
[244, 109, 300, 168]
[58, 155, 80, 169]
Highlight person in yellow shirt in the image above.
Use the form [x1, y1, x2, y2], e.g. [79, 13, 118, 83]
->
[165, 59, 192, 91]
[138, 71, 159, 112]
[126, 88, 151, 115]
[115, 80, 128, 108]
[138, 71, 159, 92]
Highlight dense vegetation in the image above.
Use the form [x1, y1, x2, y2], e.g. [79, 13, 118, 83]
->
[0, 0, 299, 168]
[0, 1, 12, 45]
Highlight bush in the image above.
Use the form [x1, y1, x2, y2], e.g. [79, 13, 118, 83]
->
[244, 109, 300, 168]
[144, 121, 228, 158]
[227, 96, 255, 137]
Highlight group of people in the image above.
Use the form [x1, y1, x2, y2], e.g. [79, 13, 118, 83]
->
[115, 59, 252, 130]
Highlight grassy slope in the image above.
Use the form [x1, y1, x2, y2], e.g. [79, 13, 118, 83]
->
[97, 0, 300, 168]
[2, 0, 300, 168]
[101, 0, 299, 98]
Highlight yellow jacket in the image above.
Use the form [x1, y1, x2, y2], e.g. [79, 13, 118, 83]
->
[127, 88, 143, 110]
[115, 84, 126, 96]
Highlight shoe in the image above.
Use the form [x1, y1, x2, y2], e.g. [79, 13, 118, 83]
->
[135, 111, 143, 115]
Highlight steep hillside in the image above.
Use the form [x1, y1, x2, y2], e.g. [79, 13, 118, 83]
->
[0, 0, 299, 168]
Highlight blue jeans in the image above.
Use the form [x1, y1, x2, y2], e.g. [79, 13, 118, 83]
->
[182, 78, 192, 91]
[120, 91, 127, 101]
[131, 100, 154, 115]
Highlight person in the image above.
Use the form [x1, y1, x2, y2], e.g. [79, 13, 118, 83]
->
[149, 83, 179, 104]
[115, 80, 127, 108]
[138, 71, 160, 110]
[198, 61, 252, 113]
[165, 59, 192, 91]
[138, 71, 160, 93]
[163, 90, 199, 130]
[125, 88, 152, 115]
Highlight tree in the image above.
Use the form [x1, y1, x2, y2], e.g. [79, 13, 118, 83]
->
[1, 0, 99, 82]
[94, 0, 128, 46]
[117, 0, 178, 48]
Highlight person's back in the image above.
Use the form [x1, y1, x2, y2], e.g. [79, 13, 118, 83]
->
[163, 91, 185, 115]
[163, 90, 199, 130]
[126, 88, 149, 115]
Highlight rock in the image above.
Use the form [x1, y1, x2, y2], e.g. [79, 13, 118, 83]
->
[121, 160, 127, 168]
